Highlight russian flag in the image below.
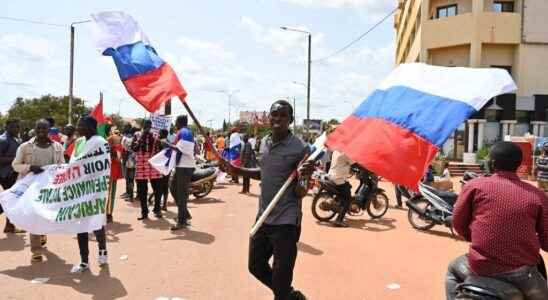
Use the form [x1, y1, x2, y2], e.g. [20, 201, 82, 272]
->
[91, 11, 187, 113]
[326, 63, 516, 187]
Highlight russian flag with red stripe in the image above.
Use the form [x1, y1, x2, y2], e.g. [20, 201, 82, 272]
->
[91, 11, 187, 112]
[326, 63, 517, 187]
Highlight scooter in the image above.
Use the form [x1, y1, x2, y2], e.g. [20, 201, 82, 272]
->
[455, 256, 547, 299]
[311, 166, 389, 221]
[406, 182, 457, 232]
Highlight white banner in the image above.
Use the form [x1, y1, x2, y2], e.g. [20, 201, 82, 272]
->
[0, 136, 110, 234]
[151, 114, 171, 132]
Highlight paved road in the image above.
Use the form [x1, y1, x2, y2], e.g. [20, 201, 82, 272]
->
[0, 179, 546, 300]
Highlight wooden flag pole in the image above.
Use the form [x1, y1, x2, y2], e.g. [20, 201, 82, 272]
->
[179, 96, 221, 158]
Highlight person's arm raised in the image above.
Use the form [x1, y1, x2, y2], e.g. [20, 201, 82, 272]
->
[218, 158, 261, 180]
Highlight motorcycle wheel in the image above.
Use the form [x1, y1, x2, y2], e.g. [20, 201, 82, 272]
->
[407, 198, 436, 230]
[366, 192, 389, 219]
[192, 181, 214, 199]
[311, 192, 337, 222]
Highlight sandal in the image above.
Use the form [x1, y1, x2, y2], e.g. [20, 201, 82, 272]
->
[40, 236, 47, 247]
[31, 254, 43, 263]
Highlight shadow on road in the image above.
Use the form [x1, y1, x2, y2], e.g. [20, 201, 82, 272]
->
[163, 229, 215, 244]
[316, 218, 397, 232]
[298, 242, 324, 256]
[190, 197, 225, 205]
[0, 233, 26, 251]
[413, 228, 461, 240]
[0, 249, 127, 300]
[104, 222, 133, 243]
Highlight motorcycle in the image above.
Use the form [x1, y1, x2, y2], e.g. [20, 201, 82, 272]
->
[311, 166, 389, 222]
[455, 257, 547, 300]
[406, 182, 457, 231]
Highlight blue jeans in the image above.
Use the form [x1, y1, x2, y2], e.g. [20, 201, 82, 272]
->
[446, 254, 548, 300]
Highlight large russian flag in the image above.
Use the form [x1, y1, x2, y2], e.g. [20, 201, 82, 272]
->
[91, 11, 187, 112]
[326, 63, 517, 187]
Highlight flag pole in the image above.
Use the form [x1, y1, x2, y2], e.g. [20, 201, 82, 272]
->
[178, 96, 220, 158]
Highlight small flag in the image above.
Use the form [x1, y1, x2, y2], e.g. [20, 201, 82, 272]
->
[91, 11, 187, 112]
[326, 63, 517, 187]
[90, 99, 108, 138]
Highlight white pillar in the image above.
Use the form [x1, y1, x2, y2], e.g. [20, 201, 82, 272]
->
[477, 120, 486, 150]
[509, 123, 515, 136]
[502, 123, 509, 137]
[532, 121, 547, 137]
[541, 125, 546, 137]
[468, 121, 476, 153]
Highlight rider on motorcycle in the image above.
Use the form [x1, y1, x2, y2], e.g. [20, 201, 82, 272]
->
[445, 141, 548, 300]
[327, 150, 354, 228]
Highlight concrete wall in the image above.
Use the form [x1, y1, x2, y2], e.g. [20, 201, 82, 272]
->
[430, 45, 470, 66]
[515, 44, 548, 97]
[523, 0, 548, 43]
[481, 44, 515, 67]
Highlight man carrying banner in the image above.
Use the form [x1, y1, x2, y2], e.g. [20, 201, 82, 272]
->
[12, 119, 64, 262]
[220, 100, 312, 300]
[0, 119, 23, 234]
[70, 116, 109, 273]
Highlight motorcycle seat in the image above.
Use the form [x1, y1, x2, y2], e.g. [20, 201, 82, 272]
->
[457, 275, 524, 300]
[422, 184, 458, 206]
[192, 168, 216, 182]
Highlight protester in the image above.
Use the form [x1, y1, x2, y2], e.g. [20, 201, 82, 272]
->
[216, 134, 225, 156]
[106, 127, 123, 223]
[121, 126, 136, 202]
[0, 119, 23, 234]
[536, 142, 548, 193]
[168, 115, 196, 230]
[70, 116, 108, 273]
[248, 134, 257, 152]
[220, 100, 313, 300]
[158, 129, 171, 211]
[204, 132, 216, 161]
[445, 141, 548, 299]
[12, 119, 64, 262]
[240, 134, 256, 194]
[63, 124, 77, 162]
[228, 128, 242, 184]
[132, 120, 163, 220]
[327, 150, 353, 227]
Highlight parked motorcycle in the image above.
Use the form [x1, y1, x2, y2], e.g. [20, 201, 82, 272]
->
[311, 166, 389, 221]
[149, 163, 219, 202]
[455, 256, 546, 300]
[406, 182, 457, 231]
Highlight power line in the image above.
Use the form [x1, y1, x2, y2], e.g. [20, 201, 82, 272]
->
[313, 7, 398, 63]
[0, 16, 66, 28]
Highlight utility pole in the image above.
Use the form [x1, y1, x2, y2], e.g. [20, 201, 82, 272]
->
[68, 25, 75, 125]
[306, 33, 311, 139]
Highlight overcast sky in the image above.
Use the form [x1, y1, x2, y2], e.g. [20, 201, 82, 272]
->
[1, 0, 396, 128]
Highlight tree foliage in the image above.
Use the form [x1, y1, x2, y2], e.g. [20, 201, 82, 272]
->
[6, 95, 89, 130]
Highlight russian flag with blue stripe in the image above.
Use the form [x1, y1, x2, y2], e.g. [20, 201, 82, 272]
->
[326, 63, 517, 187]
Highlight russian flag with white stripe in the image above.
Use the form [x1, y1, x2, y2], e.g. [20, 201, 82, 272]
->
[91, 11, 187, 112]
[326, 63, 517, 187]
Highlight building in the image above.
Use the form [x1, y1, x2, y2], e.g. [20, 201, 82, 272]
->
[239, 111, 268, 124]
[394, 0, 548, 161]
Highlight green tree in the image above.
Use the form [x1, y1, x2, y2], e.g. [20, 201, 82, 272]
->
[7, 95, 89, 130]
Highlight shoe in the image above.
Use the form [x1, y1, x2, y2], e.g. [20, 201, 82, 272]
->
[170, 222, 190, 231]
[137, 215, 148, 221]
[333, 220, 349, 228]
[40, 236, 47, 246]
[289, 290, 308, 300]
[106, 215, 113, 223]
[98, 250, 108, 266]
[31, 253, 43, 263]
[70, 262, 89, 274]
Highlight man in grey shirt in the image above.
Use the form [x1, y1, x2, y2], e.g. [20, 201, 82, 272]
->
[222, 100, 311, 300]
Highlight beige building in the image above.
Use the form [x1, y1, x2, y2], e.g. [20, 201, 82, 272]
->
[394, 0, 548, 161]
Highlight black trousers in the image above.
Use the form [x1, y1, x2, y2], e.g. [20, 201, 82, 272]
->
[77, 227, 106, 264]
[161, 175, 170, 207]
[170, 168, 193, 223]
[335, 182, 352, 221]
[0, 173, 18, 228]
[242, 177, 251, 193]
[249, 224, 301, 300]
[137, 178, 162, 217]
[125, 168, 135, 199]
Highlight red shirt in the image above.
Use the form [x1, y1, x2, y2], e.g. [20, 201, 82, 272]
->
[131, 132, 162, 180]
[453, 171, 548, 276]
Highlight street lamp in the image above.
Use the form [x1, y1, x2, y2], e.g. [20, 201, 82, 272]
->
[214, 89, 240, 124]
[281, 26, 311, 138]
[69, 19, 92, 124]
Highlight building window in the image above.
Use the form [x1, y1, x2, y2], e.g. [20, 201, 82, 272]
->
[492, 1, 514, 13]
[437, 4, 458, 19]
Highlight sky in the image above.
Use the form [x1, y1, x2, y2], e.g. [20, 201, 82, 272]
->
[1, 0, 396, 128]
